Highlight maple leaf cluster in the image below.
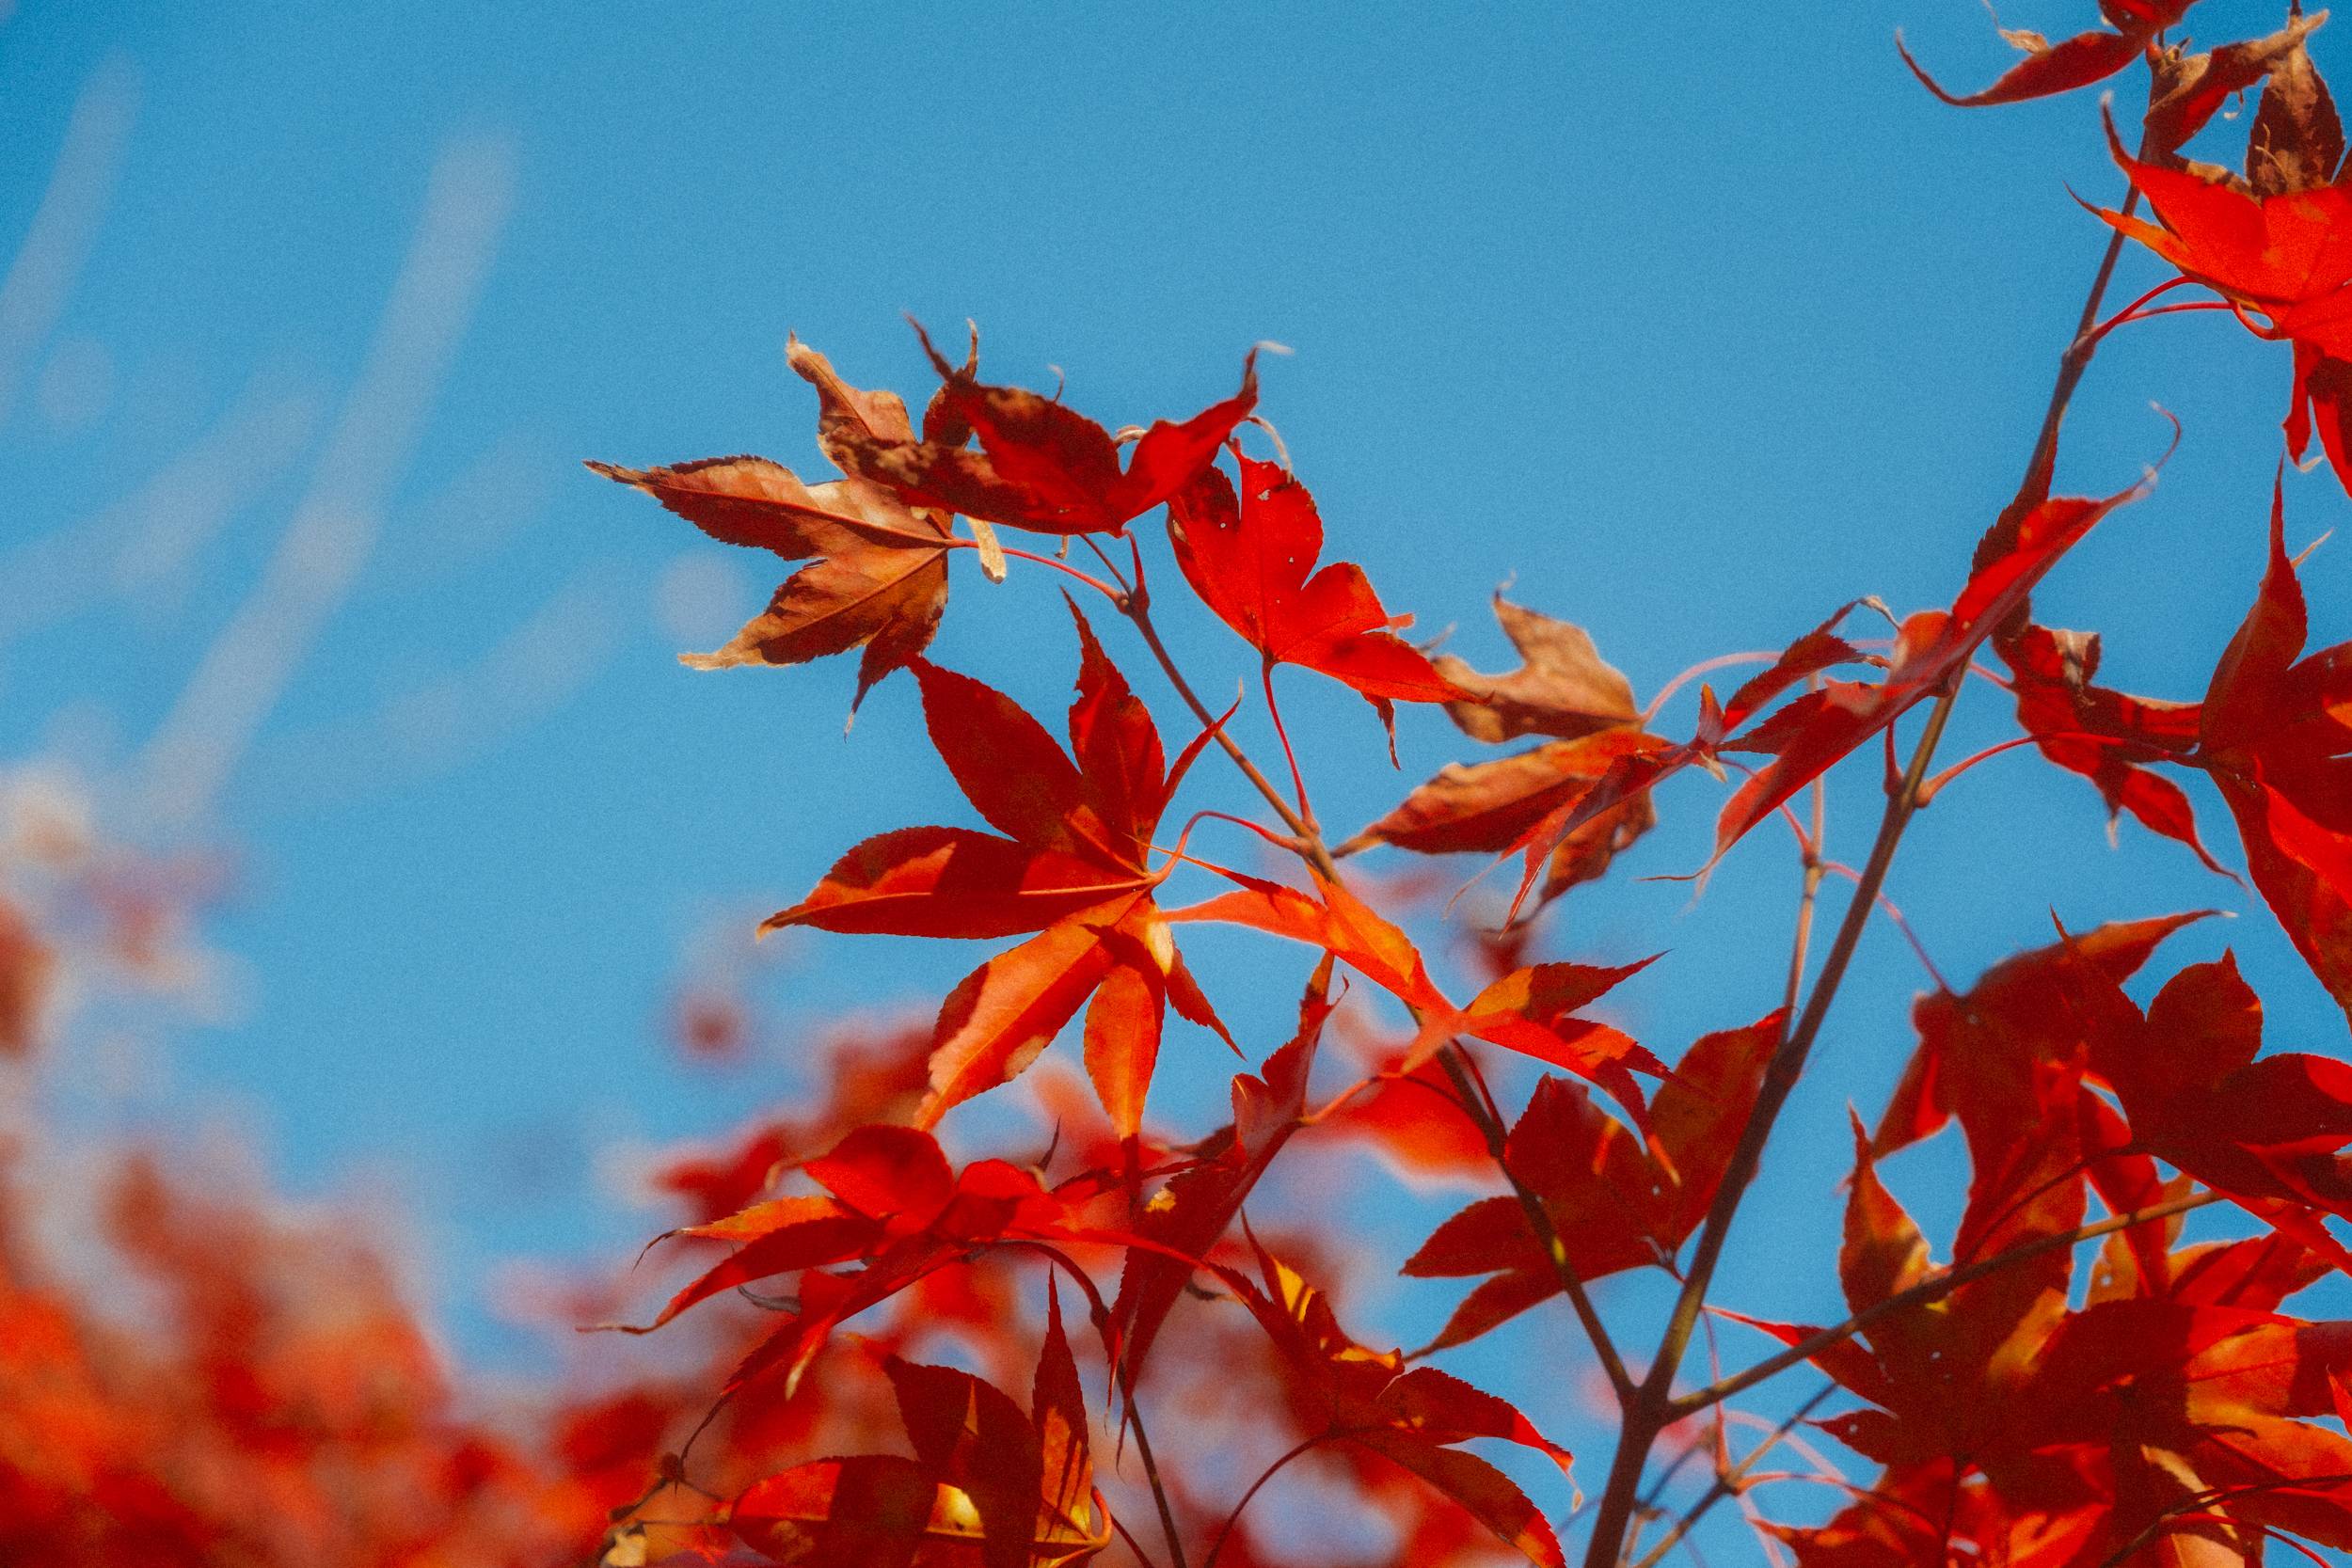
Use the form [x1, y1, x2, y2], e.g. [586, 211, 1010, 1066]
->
[579, 18, 2352, 1560]
[19, 8, 2352, 1568]
[578, 15, 2352, 1562]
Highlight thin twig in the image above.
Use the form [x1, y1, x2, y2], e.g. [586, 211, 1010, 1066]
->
[1118, 574, 1338, 878]
[1108, 1511, 1166, 1568]
[1119, 1359, 1191, 1568]
[1438, 1044, 1639, 1406]
[1630, 1384, 1837, 1568]
[949, 536, 1127, 600]
[1782, 691, 1830, 1022]
[1008, 1239, 1191, 1568]
[1817, 863, 1949, 993]
[1581, 673, 1967, 1564]
[1200, 1436, 1324, 1568]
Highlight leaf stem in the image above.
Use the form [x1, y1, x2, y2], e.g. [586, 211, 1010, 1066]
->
[1118, 571, 1339, 879]
[1781, 698, 1829, 1022]
[1816, 863, 1948, 993]
[951, 537, 1128, 601]
[2023, 168, 2143, 489]
[1643, 650, 1783, 725]
[1010, 1239, 1190, 1568]
[1916, 728, 2164, 804]
[1108, 1512, 1168, 1568]
[1118, 1354, 1190, 1568]
[1261, 657, 1316, 826]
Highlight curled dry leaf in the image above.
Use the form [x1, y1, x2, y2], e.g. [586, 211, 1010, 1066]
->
[1345, 596, 1662, 912]
[1435, 594, 1640, 745]
[2142, 15, 2329, 162]
[800, 325, 1258, 536]
[2248, 24, 2346, 197]
[590, 455, 954, 713]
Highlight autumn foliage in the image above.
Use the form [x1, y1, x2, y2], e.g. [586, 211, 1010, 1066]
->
[15, 8, 2352, 1568]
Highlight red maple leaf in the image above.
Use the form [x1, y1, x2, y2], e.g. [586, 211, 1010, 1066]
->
[1989, 481, 2352, 1023]
[1110, 958, 1334, 1384]
[2100, 53, 2352, 492]
[622, 1123, 1135, 1400]
[1872, 911, 2210, 1165]
[1774, 1250, 2352, 1568]
[1214, 1233, 1575, 1568]
[1403, 1010, 1781, 1352]
[1171, 868, 1661, 1113]
[1167, 452, 1462, 745]
[764, 602, 1230, 1135]
[589, 450, 956, 712]
[1516, 473, 2144, 910]
[2091, 951, 2352, 1218]
[727, 1286, 1112, 1567]
[2193, 488, 2352, 1025]
[1997, 621, 2224, 870]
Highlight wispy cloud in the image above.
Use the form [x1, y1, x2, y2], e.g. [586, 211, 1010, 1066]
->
[0, 365, 322, 642]
[139, 135, 517, 828]
[0, 55, 136, 435]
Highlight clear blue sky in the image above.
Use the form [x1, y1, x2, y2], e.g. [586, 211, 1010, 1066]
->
[3, 0, 2344, 1535]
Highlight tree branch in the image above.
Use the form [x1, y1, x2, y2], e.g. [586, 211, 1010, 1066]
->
[1577, 156, 2153, 1568]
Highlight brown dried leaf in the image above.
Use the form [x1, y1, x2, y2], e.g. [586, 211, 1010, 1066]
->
[1436, 595, 1640, 744]
[590, 456, 953, 710]
[2249, 32, 2345, 196]
[2142, 14, 2328, 166]
[1343, 730, 1663, 906]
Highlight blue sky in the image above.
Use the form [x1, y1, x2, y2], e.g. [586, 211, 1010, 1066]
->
[4, 0, 2346, 1543]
